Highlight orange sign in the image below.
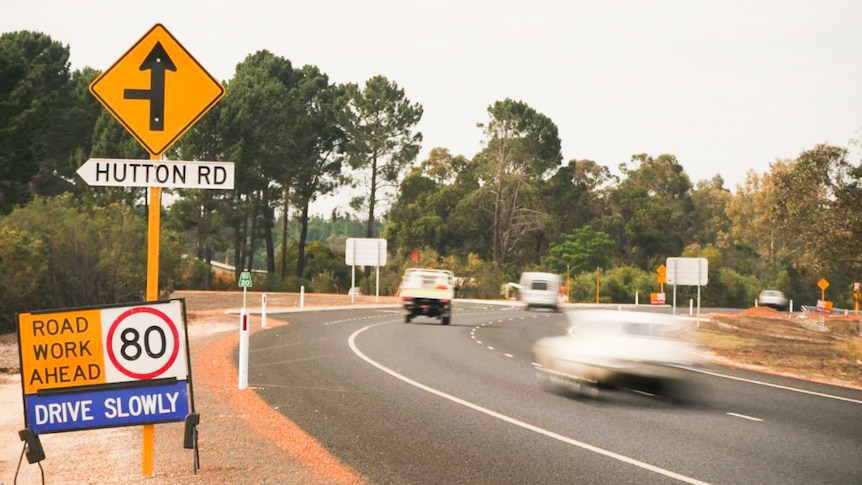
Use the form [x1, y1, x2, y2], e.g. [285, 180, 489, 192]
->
[656, 264, 667, 284]
[89, 24, 225, 156]
[18, 309, 106, 394]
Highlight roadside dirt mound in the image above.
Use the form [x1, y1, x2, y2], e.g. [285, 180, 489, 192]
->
[739, 306, 783, 317]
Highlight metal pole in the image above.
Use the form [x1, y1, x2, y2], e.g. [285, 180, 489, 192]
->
[142, 157, 162, 477]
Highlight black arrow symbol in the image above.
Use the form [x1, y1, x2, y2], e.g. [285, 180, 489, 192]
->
[124, 42, 177, 131]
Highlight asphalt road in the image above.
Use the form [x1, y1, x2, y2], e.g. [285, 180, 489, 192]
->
[243, 302, 862, 485]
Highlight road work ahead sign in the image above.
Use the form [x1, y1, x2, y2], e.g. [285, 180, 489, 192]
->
[89, 24, 225, 156]
[17, 300, 192, 434]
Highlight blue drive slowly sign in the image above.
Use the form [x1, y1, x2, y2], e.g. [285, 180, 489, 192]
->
[25, 380, 189, 434]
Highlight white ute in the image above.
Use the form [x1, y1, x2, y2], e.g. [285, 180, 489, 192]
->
[399, 268, 455, 325]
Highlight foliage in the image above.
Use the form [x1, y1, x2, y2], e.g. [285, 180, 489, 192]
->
[601, 154, 695, 269]
[3, 30, 862, 312]
[0, 226, 47, 332]
[541, 226, 613, 275]
[344, 75, 423, 239]
[474, 98, 562, 271]
[0, 195, 183, 332]
[0, 31, 78, 213]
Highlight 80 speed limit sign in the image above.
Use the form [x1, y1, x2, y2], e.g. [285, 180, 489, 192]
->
[101, 301, 188, 383]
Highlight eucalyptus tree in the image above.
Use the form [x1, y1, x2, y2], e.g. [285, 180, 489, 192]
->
[220, 50, 296, 277]
[772, 144, 861, 291]
[602, 153, 694, 269]
[688, 175, 732, 249]
[541, 226, 614, 275]
[288, 65, 350, 278]
[0, 31, 87, 213]
[725, 168, 793, 282]
[540, 158, 616, 243]
[474, 98, 562, 272]
[384, 148, 474, 258]
[343, 75, 423, 239]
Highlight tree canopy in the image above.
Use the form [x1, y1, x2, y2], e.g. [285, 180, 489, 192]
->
[2, 28, 862, 333]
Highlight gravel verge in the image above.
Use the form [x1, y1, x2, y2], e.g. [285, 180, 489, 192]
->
[1, 291, 390, 484]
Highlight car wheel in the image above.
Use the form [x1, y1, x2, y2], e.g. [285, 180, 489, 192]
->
[442, 315, 451, 325]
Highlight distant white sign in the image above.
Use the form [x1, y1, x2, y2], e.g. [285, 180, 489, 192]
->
[77, 158, 235, 189]
[345, 238, 387, 266]
[665, 257, 708, 286]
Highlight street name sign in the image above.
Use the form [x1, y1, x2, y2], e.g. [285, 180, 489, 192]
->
[89, 23, 225, 156]
[17, 300, 191, 434]
[77, 158, 235, 189]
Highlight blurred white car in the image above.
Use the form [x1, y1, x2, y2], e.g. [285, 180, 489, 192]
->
[531, 310, 703, 399]
[758, 290, 788, 311]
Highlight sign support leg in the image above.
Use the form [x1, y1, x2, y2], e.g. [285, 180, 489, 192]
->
[143, 183, 161, 476]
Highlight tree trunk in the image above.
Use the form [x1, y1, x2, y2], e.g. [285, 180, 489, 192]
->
[262, 190, 276, 275]
[204, 246, 213, 290]
[296, 199, 310, 278]
[280, 189, 289, 280]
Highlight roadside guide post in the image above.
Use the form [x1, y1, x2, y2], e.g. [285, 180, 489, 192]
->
[85, 23, 228, 476]
[261, 293, 267, 329]
[238, 271, 253, 389]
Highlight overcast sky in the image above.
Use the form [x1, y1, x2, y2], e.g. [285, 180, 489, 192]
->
[3, 0, 861, 215]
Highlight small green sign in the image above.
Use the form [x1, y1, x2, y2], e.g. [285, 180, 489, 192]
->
[238, 271, 253, 288]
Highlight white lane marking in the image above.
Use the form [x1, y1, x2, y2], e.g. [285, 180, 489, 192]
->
[504, 353, 514, 358]
[726, 413, 763, 422]
[349, 323, 711, 485]
[681, 366, 862, 404]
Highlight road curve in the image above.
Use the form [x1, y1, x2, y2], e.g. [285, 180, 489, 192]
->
[245, 302, 862, 485]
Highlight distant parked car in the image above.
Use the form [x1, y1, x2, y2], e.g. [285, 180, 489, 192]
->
[758, 290, 788, 310]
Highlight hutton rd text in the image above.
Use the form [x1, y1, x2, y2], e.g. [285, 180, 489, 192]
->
[94, 160, 228, 186]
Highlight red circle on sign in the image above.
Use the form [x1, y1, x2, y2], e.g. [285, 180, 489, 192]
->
[106, 306, 180, 379]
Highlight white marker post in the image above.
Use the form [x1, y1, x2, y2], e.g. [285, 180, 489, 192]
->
[261, 293, 267, 328]
[238, 308, 249, 390]
[237, 271, 252, 390]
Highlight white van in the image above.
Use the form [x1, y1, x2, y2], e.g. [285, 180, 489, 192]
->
[519, 272, 561, 311]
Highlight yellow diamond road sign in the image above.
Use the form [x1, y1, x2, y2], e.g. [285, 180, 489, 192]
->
[89, 24, 225, 156]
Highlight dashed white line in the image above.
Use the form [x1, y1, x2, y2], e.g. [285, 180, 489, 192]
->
[349, 323, 712, 485]
[727, 413, 763, 422]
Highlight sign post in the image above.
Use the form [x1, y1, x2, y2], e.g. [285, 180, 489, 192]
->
[345, 238, 388, 303]
[665, 257, 709, 325]
[87, 23, 226, 476]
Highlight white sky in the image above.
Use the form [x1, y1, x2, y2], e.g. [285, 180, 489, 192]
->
[3, 0, 862, 216]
